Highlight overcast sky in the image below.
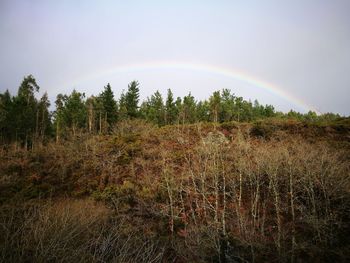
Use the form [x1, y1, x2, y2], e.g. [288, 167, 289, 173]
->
[0, 0, 349, 114]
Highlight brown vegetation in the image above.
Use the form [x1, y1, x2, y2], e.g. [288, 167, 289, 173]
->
[1, 119, 349, 262]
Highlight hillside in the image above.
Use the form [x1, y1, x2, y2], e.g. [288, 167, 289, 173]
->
[1, 119, 350, 262]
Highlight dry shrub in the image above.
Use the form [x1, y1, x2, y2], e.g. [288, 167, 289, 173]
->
[163, 129, 350, 262]
[1, 122, 349, 262]
[0, 199, 164, 263]
[112, 119, 156, 137]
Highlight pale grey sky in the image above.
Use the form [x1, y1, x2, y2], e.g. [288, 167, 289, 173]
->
[0, 0, 349, 114]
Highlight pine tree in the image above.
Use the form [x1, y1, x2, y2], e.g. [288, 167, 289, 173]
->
[14, 75, 40, 148]
[99, 83, 117, 130]
[175, 97, 182, 124]
[239, 100, 253, 121]
[234, 96, 243, 122]
[118, 91, 128, 120]
[196, 100, 210, 122]
[0, 90, 13, 143]
[64, 90, 86, 136]
[125, 81, 140, 118]
[139, 99, 150, 120]
[220, 89, 236, 122]
[182, 93, 197, 124]
[17, 75, 39, 104]
[209, 90, 221, 123]
[37, 92, 51, 141]
[54, 94, 66, 143]
[54, 90, 86, 138]
[165, 89, 177, 125]
[264, 104, 275, 118]
[148, 90, 165, 126]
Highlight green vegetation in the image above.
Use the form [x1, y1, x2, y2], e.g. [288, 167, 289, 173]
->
[0, 75, 349, 262]
[1, 75, 346, 147]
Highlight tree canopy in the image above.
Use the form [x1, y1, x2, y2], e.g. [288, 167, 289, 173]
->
[0, 75, 346, 147]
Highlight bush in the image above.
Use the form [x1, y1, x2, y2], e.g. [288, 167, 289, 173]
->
[0, 199, 164, 263]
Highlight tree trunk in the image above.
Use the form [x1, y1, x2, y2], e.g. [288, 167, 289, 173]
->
[56, 121, 59, 143]
[99, 112, 102, 134]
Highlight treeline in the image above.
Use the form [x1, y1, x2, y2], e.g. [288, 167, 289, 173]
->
[0, 75, 50, 148]
[0, 75, 344, 146]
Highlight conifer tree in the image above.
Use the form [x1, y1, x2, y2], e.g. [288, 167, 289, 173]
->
[175, 97, 182, 124]
[234, 96, 244, 122]
[64, 90, 86, 136]
[37, 92, 51, 141]
[125, 81, 140, 118]
[14, 75, 40, 148]
[54, 94, 65, 143]
[0, 90, 13, 143]
[54, 90, 86, 138]
[264, 104, 275, 118]
[99, 83, 118, 130]
[118, 91, 128, 120]
[209, 90, 221, 123]
[220, 89, 236, 122]
[182, 93, 196, 124]
[196, 100, 210, 122]
[148, 90, 165, 126]
[165, 89, 177, 125]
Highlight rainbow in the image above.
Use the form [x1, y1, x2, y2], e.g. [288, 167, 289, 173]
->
[71, 61, 319, 113]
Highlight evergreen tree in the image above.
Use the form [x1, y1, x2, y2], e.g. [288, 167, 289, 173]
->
[54, 90, 86, 138]
[17, 75, 39, 104]
[13, 75, 40, 148]
[264, 104, 275, 118]
[118, 91, 128, 120]
[148, 90, 165, 126]
[165, 89, 177, 125]
[182, 93, 197, 124]
[220, 89, 236, 122]
[196, 100, 210, 122]
[209, 90, 221, 122]
[304, 111, 318, 122]
[125, 81, 140, 118]
[252, 99, 263, 119]
[0, 90, 13, 142]
[234, 96, 244, 122]
[139, 100, 150, 120]
[54, 94, 66, 142]
[64, 90, 86, 136]
[287, 110, 303, 120]
[240, 100, 254, 121]
[175, 97, 182, 124]
[318, 112, 340, 122]
[99, 83, 118, 130]
[37, 92, 51, 141]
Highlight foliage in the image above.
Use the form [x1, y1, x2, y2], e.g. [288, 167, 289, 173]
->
[2, 75, 348, 146]
[124, 80, 140, 118]
[99, 83, 118, 128]
[1, 75, 350, 262]
[1, 119, 349, 262]
[0, 76, 52, 147]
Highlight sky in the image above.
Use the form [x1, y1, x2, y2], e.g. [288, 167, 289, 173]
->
[0, 0, 349, 115]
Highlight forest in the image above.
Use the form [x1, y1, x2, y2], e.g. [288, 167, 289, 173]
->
[0, 75, 345, 146]
[0, 75, 349, 262]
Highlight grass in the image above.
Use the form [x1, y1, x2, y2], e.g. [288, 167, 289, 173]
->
[0, 199, 164, 263]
